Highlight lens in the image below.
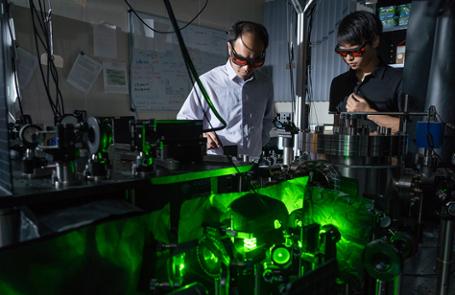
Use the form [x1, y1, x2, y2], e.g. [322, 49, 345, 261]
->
[352, 50, 364, 57]
[232, 56, 248, 66]
[338, 51, 348, 57]
[271, 246, 291, 265]
[335, 45, 365, 58]
[231, 50, 265, 68]
[252, 59, 265, 68]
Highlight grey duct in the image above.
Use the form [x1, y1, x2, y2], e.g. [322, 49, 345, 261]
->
[403, 0, 455, 162]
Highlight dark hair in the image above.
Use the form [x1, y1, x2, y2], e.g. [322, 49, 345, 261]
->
[337, 11, 382, 46]
[227, 21, 269, 49]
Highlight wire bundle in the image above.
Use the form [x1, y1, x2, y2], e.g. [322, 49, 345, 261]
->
[127, 0, 262, 192]
[126, 0, 225, 133]
[28, 0, 65, 121]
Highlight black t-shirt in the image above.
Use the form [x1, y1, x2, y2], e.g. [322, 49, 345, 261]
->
[329, 64, 403, 113]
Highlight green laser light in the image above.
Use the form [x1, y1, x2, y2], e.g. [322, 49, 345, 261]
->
[271, 246, 291, 265]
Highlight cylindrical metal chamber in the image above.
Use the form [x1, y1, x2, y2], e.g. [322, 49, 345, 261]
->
[298, 124, 406, 197]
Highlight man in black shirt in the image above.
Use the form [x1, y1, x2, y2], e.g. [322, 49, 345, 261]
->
[329, 11, 403, 133]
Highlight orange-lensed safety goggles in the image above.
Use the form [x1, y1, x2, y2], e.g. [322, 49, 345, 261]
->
[229, 41, 266, 68]
[335, 43, 366, 58]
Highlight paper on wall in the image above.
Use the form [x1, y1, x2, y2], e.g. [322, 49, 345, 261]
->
[143, 19, 155, 38]
[93, 23, 117, 59]
[103, 62, 128, 94]
[67, 53, 102, 94]
[16, 47, 38, 90]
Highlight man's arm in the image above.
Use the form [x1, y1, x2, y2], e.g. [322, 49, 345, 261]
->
[176, 84, 206, 120]
[177, 82, 221, 149]
[366, 113, 400, 133]
[346, 93, 400, 133]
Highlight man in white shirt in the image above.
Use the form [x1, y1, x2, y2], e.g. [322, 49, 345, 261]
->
[177, 21, 275, 158]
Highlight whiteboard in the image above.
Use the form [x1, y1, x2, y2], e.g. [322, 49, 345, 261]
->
[129, 11, 227, 112]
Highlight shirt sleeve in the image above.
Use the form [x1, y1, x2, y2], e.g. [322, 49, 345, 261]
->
[176, 83, 208, 120]
[329, 78, 349, 113]
[262, 83, 275, 146]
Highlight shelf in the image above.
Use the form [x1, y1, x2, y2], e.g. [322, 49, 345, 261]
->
[383, 25, 407, 32]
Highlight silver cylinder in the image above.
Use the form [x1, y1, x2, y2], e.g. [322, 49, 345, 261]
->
[375, 279, 385, 295]
[280, 136, 294, 166]
[283, 147, 293, 166]
[54, 161, 77, 187]
[298, 127, 406, 196]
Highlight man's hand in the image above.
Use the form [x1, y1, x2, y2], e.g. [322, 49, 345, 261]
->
[346, 93, 373, 113]
[203, 131, 220, 149]
[345, 93, 400, 133]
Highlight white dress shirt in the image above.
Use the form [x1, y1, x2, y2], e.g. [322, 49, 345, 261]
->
[177, 60, 275, 157]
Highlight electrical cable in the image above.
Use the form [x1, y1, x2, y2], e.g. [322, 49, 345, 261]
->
[48, 49, 64, 114]
[128, 0, 226, 139]
[30, 2, 59, 116]
[28, 0, 65, 119]
[125, 0, 208, 34]
[183, 72, 260, 193]
[172, 12, 252, 191]
[183, 64, 255, 192]
[4, 3, 25, 118]
[287, 1, 296, 123]
[162, 0, 226, 132]
[162, 0, 260, 193]
[128, 0, 217, 133]
[426, 106, 441, 160]
[180, 49, 261, 193]
[43, 0, 65, 115]
[162, 0, 224, 133]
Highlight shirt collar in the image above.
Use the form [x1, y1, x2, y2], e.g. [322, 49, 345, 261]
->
[348, 60, 388, 81]
[225, 60, 255, 84]
[226, 60, 238, 81]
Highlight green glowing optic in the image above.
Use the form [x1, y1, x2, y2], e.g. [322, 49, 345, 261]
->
[285, 237, 293, 248]
[141, 125, 152, 157]
[199, 247, 221, 276]
[202, 248, 219, 264]
[99, 123, 113, 154]
[274, 219, 282, 229]
[172, 253, 186, 281]
[244, 238, 257, 251]
[272, 247, 291, 265]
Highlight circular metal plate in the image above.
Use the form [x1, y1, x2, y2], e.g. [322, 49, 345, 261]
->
[87, 117, 100, 155]
[363, 239, 401, 281]
[18, 124, 42, 147]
